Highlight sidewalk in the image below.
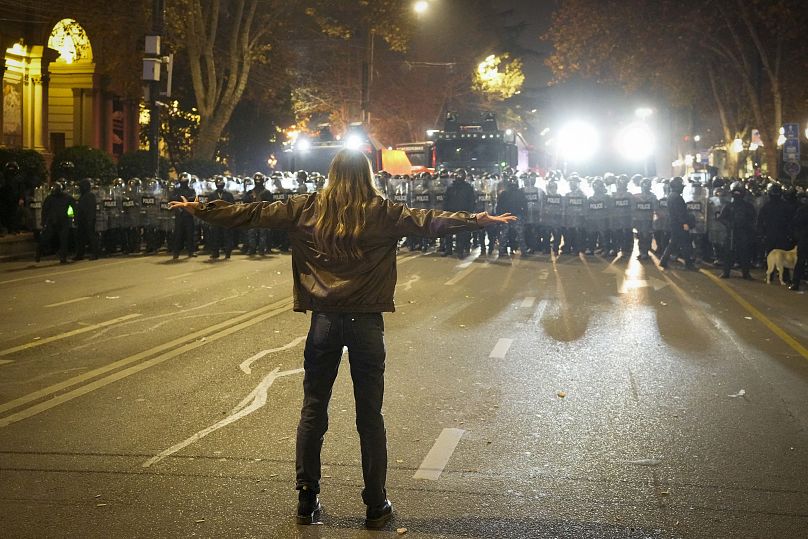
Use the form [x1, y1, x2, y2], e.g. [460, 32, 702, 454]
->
[0, 232, 35, 261]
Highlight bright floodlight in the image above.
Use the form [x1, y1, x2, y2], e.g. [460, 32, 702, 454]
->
[345, 134, 363, 151]
[296, 138, 311, 152]
[557, 121, 599, 162]
[414, 1, 428, 14]
[617, 123, 655, 161]
[635, 107, 653, 120]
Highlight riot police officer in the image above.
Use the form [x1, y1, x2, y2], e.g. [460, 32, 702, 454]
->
[790, 196, 808, 291]
[409, 172, 432, 251]
[431, 169, 450, 253]
[270, 174, 292, 252]
[585, 178, 610, 255]
[443, 168, 475, 258]
[686, 180, 709, 261]
[36, 182, 75, 264]
[718, 181, 756, 279]
[653, 179, 671, 255]
[522, 172, 541, 254]
[206, 176, 236, 259]
[632, 178, 657, 260]
[243, 172, 273, 255]
[563, 175, 586, 255]
[496, 174, 527, 256]
[659, 177, 696, 270]
[171, 172, 198, 259]
[158, 179, 174, 252]
[141, 179, 161, 253]
[121, 178, 142, 254]
[610, 175, 634, 256]
[73, 178, 99, 260]
[757, 183, 795, 268]
[539, 179, 563, 255]
[0, 161, 24, 234]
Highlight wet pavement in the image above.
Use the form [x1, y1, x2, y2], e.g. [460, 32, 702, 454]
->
[0, 247, 806, 538]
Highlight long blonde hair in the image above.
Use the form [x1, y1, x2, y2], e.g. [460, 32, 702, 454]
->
[313, 149, 382, 260]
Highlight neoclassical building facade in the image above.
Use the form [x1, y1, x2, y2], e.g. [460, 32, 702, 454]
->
[1, 15, 139, 162]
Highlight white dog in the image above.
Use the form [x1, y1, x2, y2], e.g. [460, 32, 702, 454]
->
[765, 246, 798, 285]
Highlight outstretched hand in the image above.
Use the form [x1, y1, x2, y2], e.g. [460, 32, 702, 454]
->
[167, 196, 200, 215]
[476, 212, 517, 226]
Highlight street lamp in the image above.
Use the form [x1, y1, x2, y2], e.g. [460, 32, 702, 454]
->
[414, 1, 429, 14]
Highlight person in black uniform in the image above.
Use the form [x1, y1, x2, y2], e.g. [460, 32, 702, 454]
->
[718, 181, 756, 279]
[171, 172, 198, 259]
[207, 176, 235, 259]
[757, 183, 795, 283]
[659, 177, 696, 270]
[36, 182, 75, 264]
[496, 175, 527, 256]
[789, 196, 808, 291]
[243, 172, 274, 255]
[0, 161, 24, 234]
[443, 169, 476, 258]
[73, 178, 99, 260]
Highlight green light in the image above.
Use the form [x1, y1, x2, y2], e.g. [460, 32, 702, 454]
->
[66, 205, 75, 217]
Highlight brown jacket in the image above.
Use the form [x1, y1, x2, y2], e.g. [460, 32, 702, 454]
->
[196, 194, 481, 313]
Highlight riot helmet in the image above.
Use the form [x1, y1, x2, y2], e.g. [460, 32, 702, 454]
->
[454, 168, 468, 181]
[669, 177, 685, 193]
[640, 177, 653, 193]
[5, 161, 19, 173]
[766, 182, 782, 197]
[592, 178, 607, 195]
[730, 181, 745, 199]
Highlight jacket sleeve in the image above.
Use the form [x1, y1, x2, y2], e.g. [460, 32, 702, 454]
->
[195, 195, 306, 230]
[384, 199, 480, 238]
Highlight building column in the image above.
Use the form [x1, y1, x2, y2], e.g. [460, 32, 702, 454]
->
[0, 59, 6, 141]
[31, 75, 48, 152]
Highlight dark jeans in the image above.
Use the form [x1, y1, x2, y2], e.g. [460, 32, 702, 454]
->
[296, 311, 388, 507]
[793, 239, 808, 286]
[173, 215, 195, 256]
[75, 219, 99, 259]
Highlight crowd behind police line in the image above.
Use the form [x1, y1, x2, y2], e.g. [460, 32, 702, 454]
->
[10, 160, 808, 291]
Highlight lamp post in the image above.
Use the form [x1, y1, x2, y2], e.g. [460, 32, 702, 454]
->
[362, 1, 431, 127]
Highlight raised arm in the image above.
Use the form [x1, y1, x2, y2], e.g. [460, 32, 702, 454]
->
[168, 195, 307, 230]
[383, 199, 516, 239]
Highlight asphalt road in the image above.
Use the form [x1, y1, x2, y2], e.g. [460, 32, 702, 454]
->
[0, 247, 806, 539]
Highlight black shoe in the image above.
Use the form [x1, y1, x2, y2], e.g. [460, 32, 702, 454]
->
[296, 488, 322, 525]
[789, 283, 800, 291]
[365, 499, 393, 529]
[188, 253, 197, 258]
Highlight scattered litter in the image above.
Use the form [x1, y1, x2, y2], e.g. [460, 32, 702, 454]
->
[96, 503, 107, 507]
[556, 391, 566, 398]
[396, 528, 408, 535]
[276, 271, 281, 275]
[94, 494, 102, 498]
[195, 519, 205, 523]
[728, 389, 746, 398]
[32, 336, 41, 341]
[135, 398, 145, 402]
[408, 300, 416, 304]
[254, 458, 262, 462]
[322, 475, 331, 479]
[660, 301, 667, 306]
[396, 459, 404, 463]
[44, 279, 55, 284]
[260, 488, 267, 493]
[743, 316, 752, 320]
[105, 296, 120, 300]
[459, 324, 466, 328]
[660, 489, 670, 496]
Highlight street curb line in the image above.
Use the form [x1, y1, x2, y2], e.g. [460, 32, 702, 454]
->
[700, 269, 808, 361]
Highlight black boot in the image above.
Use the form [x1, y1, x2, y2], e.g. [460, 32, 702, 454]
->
[296, 487, 322, 525]
[365, 499, 393, 529]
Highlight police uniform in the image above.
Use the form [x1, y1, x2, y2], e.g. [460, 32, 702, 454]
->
[562, 181, 586, 255]
[539, 181, 563, 255]
[585, 181, 610, 255]
[610, 186, 634, 256]
[632, 182, 657, 260]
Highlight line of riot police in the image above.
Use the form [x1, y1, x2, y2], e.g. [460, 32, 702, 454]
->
[375, 168, 808, 288]
[28, 163, 808, 291]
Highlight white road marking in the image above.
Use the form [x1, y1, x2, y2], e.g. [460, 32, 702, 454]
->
[44, 296, 91, 309]
[538, 270, 549, 280]
[0, 314, 142, 358]
[142, 367, 304, 468]
[397, 253, 423, 266]
[239, 336, 307, 374]
[413, 428, 465, 480]
[166, 272, 196, 281]
[445, 263, 487, 286]
[0, 360, 13, 366]
[0, 259, 129, 286]
[489, 338, 513, 359]
[520, 296, 536, 308]
[454, 251, 481, 269]
[0, 298, 292, 418]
